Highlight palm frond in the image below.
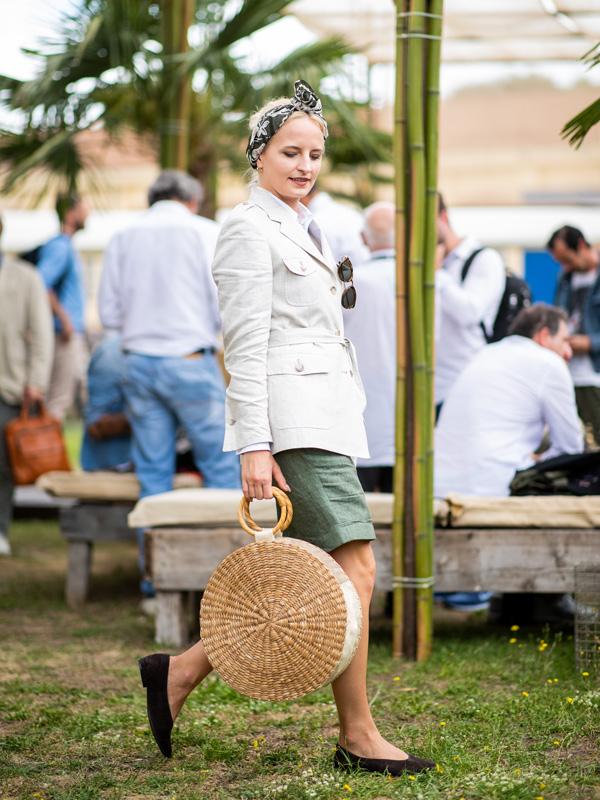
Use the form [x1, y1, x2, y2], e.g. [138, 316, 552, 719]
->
[561, 97, 600, 149]
[0, 127, 87, 198]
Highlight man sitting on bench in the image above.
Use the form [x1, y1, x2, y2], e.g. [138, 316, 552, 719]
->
[434, 303, 583, 614]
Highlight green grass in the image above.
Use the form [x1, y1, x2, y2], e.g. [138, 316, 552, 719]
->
[0, 520, 599, 800]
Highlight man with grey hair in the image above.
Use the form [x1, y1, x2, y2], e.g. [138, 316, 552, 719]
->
[343, 201, 396, 492]
[99, 169, 241, 600]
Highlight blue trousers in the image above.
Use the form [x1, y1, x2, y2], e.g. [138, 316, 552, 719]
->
[123, 352, 240, 497]
[123, 352, 241, 596]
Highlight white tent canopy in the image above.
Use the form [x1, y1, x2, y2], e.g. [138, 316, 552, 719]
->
[289, 0, 600, 63]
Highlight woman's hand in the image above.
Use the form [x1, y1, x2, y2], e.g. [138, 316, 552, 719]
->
[241, 450, 290, 500]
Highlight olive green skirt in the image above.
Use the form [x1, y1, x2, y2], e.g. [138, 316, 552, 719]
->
[273, 448, 375, 553]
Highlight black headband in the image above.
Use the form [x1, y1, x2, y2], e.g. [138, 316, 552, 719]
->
[246, 79, 328, 169]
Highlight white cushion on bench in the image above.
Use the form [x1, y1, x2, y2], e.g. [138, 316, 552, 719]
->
[36, 470, 201, 502]
[129, 487, 600, 530]
[128, 488, 451, 529]
[445, 492, 600, 528]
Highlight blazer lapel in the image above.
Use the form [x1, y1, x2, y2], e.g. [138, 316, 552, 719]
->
[250, 187, 335, 273]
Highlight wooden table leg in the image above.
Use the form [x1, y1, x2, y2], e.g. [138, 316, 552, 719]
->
[65, 540, 93, 608]
[155, 591, 188, 648]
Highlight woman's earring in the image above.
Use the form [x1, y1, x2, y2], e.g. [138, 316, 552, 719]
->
[257, 165, 264, 173]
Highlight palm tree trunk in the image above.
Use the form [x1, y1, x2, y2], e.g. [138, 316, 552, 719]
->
[160, 0, 193, 170]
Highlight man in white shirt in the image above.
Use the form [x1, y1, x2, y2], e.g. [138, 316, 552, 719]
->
[343, 202, 396, 492]
[300, 183, 369, 268]
[99, 170, 241, 597]
[435, 303, 582, 500]
[548, 225, 600, 447]
[435, 194, 505, 415]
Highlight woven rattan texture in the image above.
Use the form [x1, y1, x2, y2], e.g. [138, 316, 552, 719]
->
[201, 538, 349, 700]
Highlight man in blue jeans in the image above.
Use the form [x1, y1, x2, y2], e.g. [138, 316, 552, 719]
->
[98, 170, 241, 601]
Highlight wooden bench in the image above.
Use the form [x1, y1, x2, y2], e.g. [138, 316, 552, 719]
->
[36, 471, 201, 607]
[130, 490, 600, 647]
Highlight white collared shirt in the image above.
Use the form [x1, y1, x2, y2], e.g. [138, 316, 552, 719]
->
[435, 236, 505, 404]
[307, 192, 370, 267]
[434, 335, 583, 498]
[99, 200, 221, 356]
[343, 249, 396, 466]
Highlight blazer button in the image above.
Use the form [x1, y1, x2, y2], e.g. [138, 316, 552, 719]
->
[301, 264, 307, 272]
[295, 361, 304, 372]
[227, 418, 236, 425]
[330, 286, 337, 294]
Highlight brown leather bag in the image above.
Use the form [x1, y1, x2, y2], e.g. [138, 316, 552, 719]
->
[4, 400, 71, 485]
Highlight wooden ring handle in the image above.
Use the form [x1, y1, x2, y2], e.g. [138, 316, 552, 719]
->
[238, 488, 293, 536]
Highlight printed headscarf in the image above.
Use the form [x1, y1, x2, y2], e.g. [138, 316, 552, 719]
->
[246, 79, 328, 169]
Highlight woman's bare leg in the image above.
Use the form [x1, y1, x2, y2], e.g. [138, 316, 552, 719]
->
[330, 540, 409, 760]
[166, 640, 213, 721]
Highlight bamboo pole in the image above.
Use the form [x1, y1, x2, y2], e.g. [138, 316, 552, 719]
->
[160, 0, 193, 170]
[406, 0, 431, 662]
[421, 0, 444, 659]
[392, 0, 410, 659]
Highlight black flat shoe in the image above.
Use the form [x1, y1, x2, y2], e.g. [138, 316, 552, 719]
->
[334, 744, 436, 775]
[139, 653, 173, 758]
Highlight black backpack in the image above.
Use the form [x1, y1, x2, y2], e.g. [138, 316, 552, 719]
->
[461, 247, 532, 343]
[510, 450, 600, 496]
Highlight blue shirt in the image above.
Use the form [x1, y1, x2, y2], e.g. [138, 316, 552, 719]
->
[37, 233, 85, 334]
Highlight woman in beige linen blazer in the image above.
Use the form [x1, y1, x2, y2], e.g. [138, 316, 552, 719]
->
[137, 81, 435, 776]
[212, 183, 369, 461]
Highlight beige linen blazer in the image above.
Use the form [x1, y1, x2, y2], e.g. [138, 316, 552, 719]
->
[212, 187, 369, 458]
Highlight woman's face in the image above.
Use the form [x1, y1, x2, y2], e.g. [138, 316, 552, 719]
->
[256, 115, 324, 210]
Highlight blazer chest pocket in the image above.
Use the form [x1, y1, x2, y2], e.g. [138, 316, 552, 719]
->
[283, 257, 320, 307]
[267, 352, 332, 430]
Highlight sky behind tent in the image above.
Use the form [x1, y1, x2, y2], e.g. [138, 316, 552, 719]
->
[1, 0, 600, 105]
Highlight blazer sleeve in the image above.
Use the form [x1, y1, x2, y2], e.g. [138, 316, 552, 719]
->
[211, 209, 274, 451]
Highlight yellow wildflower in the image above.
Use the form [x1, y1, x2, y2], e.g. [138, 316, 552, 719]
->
[582, 672, 589, 676]
[514, 768, 520, 773]
[547, 679, 553, 684]
[409, 775, 416, 780]
[253, 740, 258, 747]
[393, 676, 400, 681]
[440, 721, 446, 726]
[436, 764, 444, 773]
[522, 692, 529, 697]
[511, 625, 520, 631]
[509, 638, 517, 644]
[540, 783, 546, 789]
[554, 740, 560, 745]
[343, 785, 352, 792]
[567, 697, 574, 703]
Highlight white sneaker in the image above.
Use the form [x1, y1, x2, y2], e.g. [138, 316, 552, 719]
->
[0, 533, 12, 556]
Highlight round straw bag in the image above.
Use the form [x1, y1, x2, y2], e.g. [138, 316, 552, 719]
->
[200, 488, 363, 701]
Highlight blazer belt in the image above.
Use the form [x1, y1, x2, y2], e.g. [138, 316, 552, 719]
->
[268, 328, 359, 375]
[268, 328, 348, 348]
